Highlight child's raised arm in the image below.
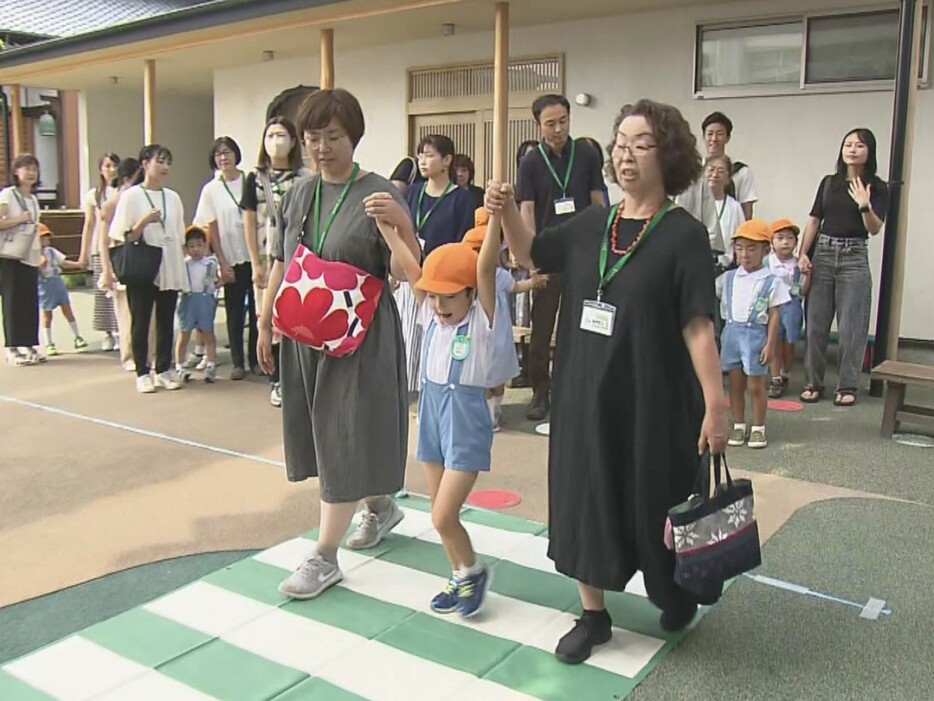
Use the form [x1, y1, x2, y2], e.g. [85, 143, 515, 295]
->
[477, 213, 501, 325]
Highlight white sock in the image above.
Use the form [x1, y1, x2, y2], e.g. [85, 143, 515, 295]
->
[176, 363, 185, 372]
[69, 321, 80, 338]
[751, 425, 766, 433]
[458, 561, 484, 579]
[733, 422, 747, 432]
[487, 397, 496, 422]
[206, 361, 216, 369]
[42, 328, 53, 345]
[194, 345, 205, 356]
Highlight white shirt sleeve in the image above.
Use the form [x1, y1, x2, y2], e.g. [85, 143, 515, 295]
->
[193, 181, 217, 226]
[108, 189, 136, 242]
[733, 167, 758, 205]
[52, 248, 67, 267]
[769, 277, 792, 308]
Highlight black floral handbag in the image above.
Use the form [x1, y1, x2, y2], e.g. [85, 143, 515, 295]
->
[667, 453, 761, 605]
[109, 239, 162, 287]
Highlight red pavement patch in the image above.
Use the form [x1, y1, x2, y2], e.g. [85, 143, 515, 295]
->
[768, 399, 805, 412]
[466, 489, 522, 510]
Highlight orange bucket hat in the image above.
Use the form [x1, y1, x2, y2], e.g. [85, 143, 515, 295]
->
[732, 219, 772, 243]
[414, 243, 478, 294]
[474, 206, 489, 228]
[462, 225, 485, 252]
[770, 218, 800, 237]
[37, 223, 52, 237]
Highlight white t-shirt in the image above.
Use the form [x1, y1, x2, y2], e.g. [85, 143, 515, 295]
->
[84, 185, 117, 258]
[0, 186, 41, 267]
[193, 173, 249, 266]
[716, 266, 790, 324]
[768, 254, 802, 296]
[185, 255, 218, 294]
[674, 178, 726, 255]
[716, 196, 746, 268]
[419, 298, 495, 388]
[732, 165, 758, 206]
[40, 246, 66, 278]
[108, 185, 189, 292]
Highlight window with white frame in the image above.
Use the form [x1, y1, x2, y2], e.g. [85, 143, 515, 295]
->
[696, 4, 931, 95]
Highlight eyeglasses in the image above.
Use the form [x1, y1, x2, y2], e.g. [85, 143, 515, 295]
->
[214, 149, 235, 158]
[613, 140, 657, 157]
[303, 133, 346, 150]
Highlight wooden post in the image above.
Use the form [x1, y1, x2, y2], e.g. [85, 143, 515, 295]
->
[320, 29, 335, 90]
[491, 3, 509, 182]
[10, 85, 24, 155]
[143, 60, 156, 144]
[884, 0, 924, 360]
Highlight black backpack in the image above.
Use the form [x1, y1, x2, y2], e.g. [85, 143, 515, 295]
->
[725, 161, 747, 199]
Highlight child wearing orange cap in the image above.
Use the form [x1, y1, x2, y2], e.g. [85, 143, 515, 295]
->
[767, 218, 810, 398]
[37, 224, 88, 355]
[462, 207, 547, 430]
[380, 206, 501, 617]
[715, 219, 791, 449]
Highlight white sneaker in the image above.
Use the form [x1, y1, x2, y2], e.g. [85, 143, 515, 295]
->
[270, 382, 282, 407]
[101, 336, 115, 352]
[196, 356, 208, 371]
[182, 352, 201, 369]
[153, 371, 181, 390]
[748, 427, 768, 449]
[123, 360, 137, 372]
[345, 500, 405, 550]
[136, 375, 156, 394]
[278, 554, 343, 600]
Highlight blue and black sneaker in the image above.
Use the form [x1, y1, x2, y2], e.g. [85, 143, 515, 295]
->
[430, 576, 460, 614]
[455, 565, 492, 618]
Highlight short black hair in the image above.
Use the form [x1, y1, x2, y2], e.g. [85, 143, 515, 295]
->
[516, 140, 538, 171]
[116, 158, 141, 186]
[185, 226, 207, 245]
[611, 100, 702, 197]
[532, 94, 570, 123]
[451, 153, 475, 183]
[701, 112, 733, 136]
[210, 136, 242, 170]
[297, 88, 365, 147]
[139, 144, 173, 165]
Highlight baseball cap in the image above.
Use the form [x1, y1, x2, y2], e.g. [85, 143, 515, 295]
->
[414, 243, 478, 294]
[732, 219, 771, 243]
[770, 218, 800, 237]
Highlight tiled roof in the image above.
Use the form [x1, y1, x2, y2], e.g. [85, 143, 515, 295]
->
[0, 0, 220, 39]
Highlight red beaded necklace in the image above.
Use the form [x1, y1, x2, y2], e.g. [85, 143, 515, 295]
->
[610, 201, 659, 256]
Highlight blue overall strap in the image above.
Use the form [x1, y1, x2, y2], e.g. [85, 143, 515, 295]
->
[749, 274, 774, 325]
[725, 270, 736, 324]
[420, 314, 436, 385]
[446, 318, 472, 385]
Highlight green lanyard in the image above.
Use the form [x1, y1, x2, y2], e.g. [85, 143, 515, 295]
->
[597, 199, 672, 300]
[717, 198, 727, 222]
[415, 181, 454, 231]
[310, 163, 360, 254]
[11, 189, 34, 220]
[141, 187, 167, 225]
[538, 140, 576, 196]
[220, 171, 244, 211]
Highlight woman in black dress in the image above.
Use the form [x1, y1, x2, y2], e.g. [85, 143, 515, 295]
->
[486, 99, 728, 664]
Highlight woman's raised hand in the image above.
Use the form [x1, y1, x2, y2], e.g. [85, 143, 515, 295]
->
[363, 192, 408, 229]
[484, 181, 514, 213]
[848, 177, 872, 209]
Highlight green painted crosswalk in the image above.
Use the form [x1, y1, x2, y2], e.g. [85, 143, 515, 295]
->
[1, 497, 709, 700]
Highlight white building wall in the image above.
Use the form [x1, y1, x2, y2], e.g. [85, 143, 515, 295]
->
[80, 88, 214, 216]
[213, 0, 933, 340]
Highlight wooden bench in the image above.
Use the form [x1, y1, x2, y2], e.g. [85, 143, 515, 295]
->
[870, 360, 934, 438]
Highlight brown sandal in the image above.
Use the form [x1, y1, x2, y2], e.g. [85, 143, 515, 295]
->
[834, 391, 858, 407]
[800, 386, 823, 403]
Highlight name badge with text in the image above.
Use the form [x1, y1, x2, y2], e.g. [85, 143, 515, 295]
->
[580, 300, 616, 336]
[554, 198, 576, 216]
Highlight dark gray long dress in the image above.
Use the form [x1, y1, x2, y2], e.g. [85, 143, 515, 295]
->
[272, 172, 408, 502]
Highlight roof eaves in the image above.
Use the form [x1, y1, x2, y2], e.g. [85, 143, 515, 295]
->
[0, 0, 343, 70]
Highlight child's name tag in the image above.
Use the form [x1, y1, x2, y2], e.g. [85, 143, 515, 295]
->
[451, 334, 471, 360]
[580, 300, 616, 336]
[554, 198, 576, 215]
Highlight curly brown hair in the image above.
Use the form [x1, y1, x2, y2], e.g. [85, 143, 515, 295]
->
[609, 100, 702, 196]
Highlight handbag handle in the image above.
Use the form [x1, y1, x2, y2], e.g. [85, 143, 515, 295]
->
[694, 452, 733, 499]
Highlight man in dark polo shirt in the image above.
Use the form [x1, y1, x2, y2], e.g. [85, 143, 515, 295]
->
[517, 94, 604, 421]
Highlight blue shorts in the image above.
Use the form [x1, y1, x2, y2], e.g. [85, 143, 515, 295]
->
[38, 276, 70, 311]
[777, 298, 804, 344]
[177, 293, 216, 332]
[721, 322, 769, 376]
[416, 380, 493, 471]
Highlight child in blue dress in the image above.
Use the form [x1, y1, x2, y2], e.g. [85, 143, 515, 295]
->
[767, 218, 810, 398]
[175, 226, 220, 383]
[462, 207, 547, 430]
[37, 225, 88, 355]
[716, 219, 790, 449]
[379, 206, 501, 617]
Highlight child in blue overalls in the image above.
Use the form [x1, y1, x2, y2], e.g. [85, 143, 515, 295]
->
[402, 209, 501, 618]
[175, 226, 220, 383]
[36, 224, 88, 356]
[717, 219, 790, 449]
[767, 218, 810, 398]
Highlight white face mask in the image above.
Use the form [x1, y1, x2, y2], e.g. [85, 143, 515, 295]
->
[265, 134, 292, 160]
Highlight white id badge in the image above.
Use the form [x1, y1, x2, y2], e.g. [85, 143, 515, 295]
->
[580, 300, 616, 336]
[554, 198, 576, 215]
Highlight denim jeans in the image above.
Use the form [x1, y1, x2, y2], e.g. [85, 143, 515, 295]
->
[804, 235, 872, 393]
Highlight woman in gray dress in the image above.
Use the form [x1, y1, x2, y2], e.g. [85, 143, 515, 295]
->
[257, 88, 421, 599]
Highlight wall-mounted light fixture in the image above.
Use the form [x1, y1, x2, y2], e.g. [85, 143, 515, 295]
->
[442, 23, 455, 36]
[109, 76, 119, 86]
[263, 50, 275, 61]
[37, 111, 56, 137]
